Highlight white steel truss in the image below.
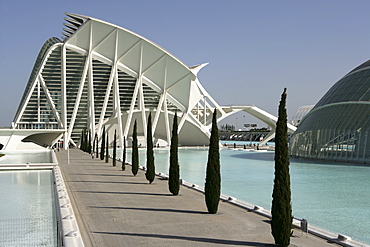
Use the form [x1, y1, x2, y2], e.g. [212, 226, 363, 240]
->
[11, 13, 295, 149]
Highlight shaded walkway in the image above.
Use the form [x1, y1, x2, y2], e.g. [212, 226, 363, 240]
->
[56, 149, 338, 247]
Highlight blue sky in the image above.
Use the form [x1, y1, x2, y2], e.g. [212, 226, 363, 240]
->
[1, 1, 370, 128]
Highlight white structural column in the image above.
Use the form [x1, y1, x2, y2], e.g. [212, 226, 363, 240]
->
[115, 68, 124, 148]
[38, 75, 62, 127]
[97, 62, 115, 139]
[152, 93, 165, 136]
[163, 94, 171, 145]
[113, 30, 124, 148]
[123, 76, 140, 139]
[203, 96, 207, 124]
[87, 24, 96, 138]
[138, 42, 147, 140]
[66, 55, 89, 144]
[138, 78, 147, 138]
[61, 44, 67, 148]
[163, 58, 171, 145]
[177, 111, 188, 134]
[37, 80, 40, 122]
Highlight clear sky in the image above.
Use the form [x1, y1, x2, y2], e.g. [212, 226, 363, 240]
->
[1, 0, 370, 128]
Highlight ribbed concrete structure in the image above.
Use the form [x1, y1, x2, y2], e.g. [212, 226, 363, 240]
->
[290, 59, 370, 164]
[7, 13, 296, 150]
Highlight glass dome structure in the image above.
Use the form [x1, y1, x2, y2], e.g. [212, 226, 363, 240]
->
[290, 60, 370, 164]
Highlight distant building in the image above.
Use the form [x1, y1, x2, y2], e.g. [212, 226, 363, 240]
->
[290, 105, 314, 126]
[290, 60, 370, 164]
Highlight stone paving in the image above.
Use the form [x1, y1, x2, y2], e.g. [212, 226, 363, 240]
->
[56, 149, 340, 247]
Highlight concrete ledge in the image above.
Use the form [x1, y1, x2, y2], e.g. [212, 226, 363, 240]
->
[53, 166, 85, 247]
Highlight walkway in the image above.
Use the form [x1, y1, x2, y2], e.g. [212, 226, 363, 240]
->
[56, 149, 339, 247]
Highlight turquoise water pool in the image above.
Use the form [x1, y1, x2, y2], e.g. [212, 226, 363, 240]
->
[116, 147, 370, 245]
[0, 170, 57, 246]
[0, 150, 52, 164]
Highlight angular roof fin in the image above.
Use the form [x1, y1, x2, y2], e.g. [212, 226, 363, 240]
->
[189, 62, 209, 76]
[62, 13, 89, 40]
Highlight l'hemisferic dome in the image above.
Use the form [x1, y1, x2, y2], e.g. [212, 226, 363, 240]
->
[290, 60, 370, 164]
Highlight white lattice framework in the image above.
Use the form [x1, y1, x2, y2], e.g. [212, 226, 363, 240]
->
[11, 13, 296, 149]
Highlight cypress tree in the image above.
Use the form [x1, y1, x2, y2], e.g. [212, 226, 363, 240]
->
[87, 130, 92, 154]
[122, 136, 126, 171]
[271, 88, 292, 247]
[145, 113, 155, 184]
[169, 112, 180, 195]
[100, 126, 105, 160]
[83, 129, 88, 152]
[95, 133, 99, 156]
[205, 109, 221, 214]
[132, 120, 139, 176]
[113, 130, 117, 166]
[80, 130, 84, 150]
[105, 130, 109, 163]
[82, 129, 86, 152]
[80, 130, 84, 151]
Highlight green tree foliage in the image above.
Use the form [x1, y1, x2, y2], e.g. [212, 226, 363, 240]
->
[105, 130, 109, 163]
[205, 109, 221, 214]
[113, 130, 117, 166]
[145, 113, 155, 184]
[82, 129, 87, 152]
[271, 88, 292, 247]
[169, 112, 180, 195]
[82, 129, 88, 152]
[87, 130, 92, 154]
[100, 126, 105, 160]
[95, 133, 99, 156]
[79, 130, 84, 151]
[122, 136, 126, 171]
[132, 120, 139, 176]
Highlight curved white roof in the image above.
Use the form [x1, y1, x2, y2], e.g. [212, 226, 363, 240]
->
[8, 13, 292, 149]
[64, 13, 204, 111]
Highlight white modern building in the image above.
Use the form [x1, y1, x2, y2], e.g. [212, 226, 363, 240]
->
[1, 13, 296, 150]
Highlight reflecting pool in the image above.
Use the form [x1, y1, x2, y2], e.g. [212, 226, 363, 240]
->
[117, 147, 370, 245]
[0, 170, 57, 246]
[0, 150, 52, 164]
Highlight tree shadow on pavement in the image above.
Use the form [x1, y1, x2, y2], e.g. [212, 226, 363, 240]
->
[93, 231, 275, 246]
[70, 181, 148, 185]
[71, 173, 132, 177]
[78, 190, 170, 196]
[89, 206, 206, 214]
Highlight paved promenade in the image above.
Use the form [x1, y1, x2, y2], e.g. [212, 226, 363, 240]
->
[56, 149, 339, 247]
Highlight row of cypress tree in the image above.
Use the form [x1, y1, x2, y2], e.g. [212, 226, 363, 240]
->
[80, 88, 291, 242]
[81, 110, 220, 213]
